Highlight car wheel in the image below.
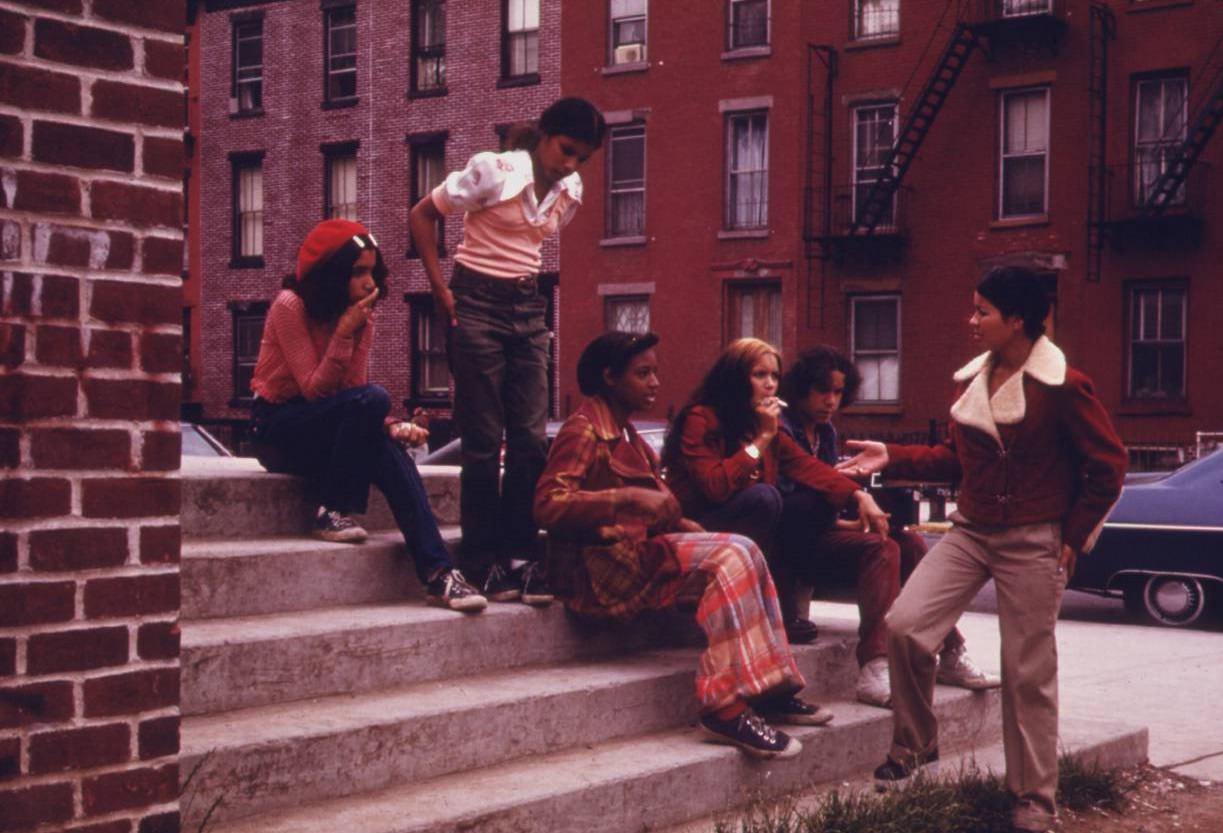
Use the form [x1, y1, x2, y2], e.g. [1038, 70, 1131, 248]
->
[1125, 574, 1208, 627]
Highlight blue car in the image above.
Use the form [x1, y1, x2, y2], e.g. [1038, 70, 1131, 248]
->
[1071, 447, 1223, 627]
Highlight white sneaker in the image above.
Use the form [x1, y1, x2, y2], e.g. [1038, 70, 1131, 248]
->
[856, 656, 892, 708]
[936, 646, 1001, 690]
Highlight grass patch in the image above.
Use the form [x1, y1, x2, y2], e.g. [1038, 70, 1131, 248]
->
[713, 754, 1126, 833]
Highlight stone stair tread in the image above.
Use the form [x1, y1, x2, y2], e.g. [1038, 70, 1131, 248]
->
[183, 527, 462, 559]
[181, 600, 474, 646]
[202, 686, 995, 833]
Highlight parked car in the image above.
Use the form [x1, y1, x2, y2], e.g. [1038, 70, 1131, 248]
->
[418, 419, 668, 466]
[1070, 447, 1223, 627]
[182, 422, 233, 457]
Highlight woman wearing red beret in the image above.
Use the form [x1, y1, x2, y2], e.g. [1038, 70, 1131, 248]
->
[248, 219, 486, 612]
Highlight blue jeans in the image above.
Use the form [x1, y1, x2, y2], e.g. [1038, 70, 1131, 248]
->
[446, 263, 549, 572]
[250, 384, 452, 583]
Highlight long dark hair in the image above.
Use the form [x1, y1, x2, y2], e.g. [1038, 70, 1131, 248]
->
[662, 337, 781, 467]
[282, 234, 388, 323]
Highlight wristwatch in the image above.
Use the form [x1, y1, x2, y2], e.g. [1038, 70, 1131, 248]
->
[744, 443, 761, 461]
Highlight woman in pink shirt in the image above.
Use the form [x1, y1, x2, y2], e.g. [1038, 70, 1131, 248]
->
[249, 219, 486, 613]
[409, 98, 607, 605]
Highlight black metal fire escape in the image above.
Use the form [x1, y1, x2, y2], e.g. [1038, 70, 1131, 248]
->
[1085, 3, 1115, 283]
[846, 23, 979, 237]
[1141, 55, 1223, 217]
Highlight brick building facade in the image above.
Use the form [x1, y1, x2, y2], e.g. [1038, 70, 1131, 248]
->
[0, 0, 185, 830]
[194, 0, 561, 433]
[559, 0, 1223, 451]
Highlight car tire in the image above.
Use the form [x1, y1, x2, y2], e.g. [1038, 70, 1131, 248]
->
[1124, 574, 1209, 627]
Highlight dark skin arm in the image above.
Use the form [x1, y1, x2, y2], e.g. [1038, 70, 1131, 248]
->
[408, 196, 456, 327]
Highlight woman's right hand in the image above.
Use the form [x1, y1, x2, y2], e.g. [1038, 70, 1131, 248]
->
[336, 288, 379, 337]
[836, 439, 889, 477]
[616, 486, 681, 529]
[753, 396, 782, 446]
[433, 285, 457, 328]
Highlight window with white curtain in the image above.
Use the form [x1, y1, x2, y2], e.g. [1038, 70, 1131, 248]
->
[999, 88, 1049, 218]
[607, 124, 645, 237]
[726, 111, 768, 229]
[727, 283, 781, 347]
[855, 0, 898, 39]
[604, 296, 650, 334]
[504, 0, 539, 78]
[851, 295, 900, 402]
[326, 152, 358, 220]
[853, 103, 897, 226]
[233, 160, 263, 261]
[1128, 284, 1186, 399]
[413, 0, 446, 92]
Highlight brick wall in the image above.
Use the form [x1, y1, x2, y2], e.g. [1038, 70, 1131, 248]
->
[0, 1, 184, 831]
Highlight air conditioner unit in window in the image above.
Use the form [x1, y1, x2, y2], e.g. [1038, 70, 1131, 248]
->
[613, 43, 645, 65]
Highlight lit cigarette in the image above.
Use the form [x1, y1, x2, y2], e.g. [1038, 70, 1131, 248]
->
[774, 398, 788, 408]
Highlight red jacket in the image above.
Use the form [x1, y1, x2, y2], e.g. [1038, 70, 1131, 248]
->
[665, 405, 861, 520]
[884, 338, 1126, 553]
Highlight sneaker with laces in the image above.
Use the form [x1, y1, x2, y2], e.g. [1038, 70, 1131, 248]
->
[856, 656, 892, 708]
[756, 694, 833, 726]
[937, 645, 1001, 690]
[519, 561, 554, 606]
[313, 507, 368, 543]
[481, 564, 522, 602]
[427, 569, 488, 613]
[873, 748, 940, 791]
[700, 708, 802, 759]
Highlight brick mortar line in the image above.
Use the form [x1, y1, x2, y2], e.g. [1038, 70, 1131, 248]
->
[0, 320, 186, 338]
[0, 54, 184, 97]
[0, 104, 184, 142]
[0, 363, 182, 381]
[0, 266, 185, 289]
[0, 758, 179, 795]
[0, 3, 185, 47]
[0, 417, 183, 430]
[0, 160, 186, 195]
[0, 613, 181, 639]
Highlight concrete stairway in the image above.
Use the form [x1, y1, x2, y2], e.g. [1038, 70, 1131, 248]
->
[178, 458, 1063, 833]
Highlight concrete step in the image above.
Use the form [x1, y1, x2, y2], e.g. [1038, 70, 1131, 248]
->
[195, 685, 1002, 833]
[181, 457, 460, 539]
[661, 714, 1149, 833]
[180, 640, 860, 827]
[181, 600, 715, 716]
[182, 529, 462, 620]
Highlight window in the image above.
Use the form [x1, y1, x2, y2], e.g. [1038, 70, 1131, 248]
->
[1134, 76, 1187, 206]
[853, 103, 897, 226]
[855, 0, 899, 40]
[728, 0, 768, 49]
[409, 295, 451, 402]
[999, 88, 1049, 218]
[325, 149, 358, 220]
[503, 0, 539, 79]
[409, 136, 446, 256]
[232, 18, 262, 113]
[851, 295, 900, 403]
[1003, 0, 1052, 17]
[607, 124, 645, 238]
[726, 111, 768, 229]
[1128, 284, 1186, 400]
[231, 302, 268, 403]
[604, 295, 650, 334]
[231, 156, 263, 264]
[609, 0, 647, 65]
[412, 0, 446, 93]
[727, 283, 781, 346]
[325, 6, 357, 102]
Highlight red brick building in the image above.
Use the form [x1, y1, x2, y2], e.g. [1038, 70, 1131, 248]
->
[0, 0, 185, 829]
[194, 0, 561, 433]
[560, 0, 1223, 452]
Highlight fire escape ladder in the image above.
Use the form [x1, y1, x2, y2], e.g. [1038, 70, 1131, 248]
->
[1085, 2, 1115, 282]
[1141, 60, 1223, 217]
[804, 45, 837, 260]
[847, 22, 979, 237]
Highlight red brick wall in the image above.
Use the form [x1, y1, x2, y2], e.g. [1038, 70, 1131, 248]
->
[0, 1, 184, 831]
[195, 0, 561, 423]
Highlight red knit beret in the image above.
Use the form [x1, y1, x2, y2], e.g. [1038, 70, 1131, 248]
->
[295, 219, 374, 281]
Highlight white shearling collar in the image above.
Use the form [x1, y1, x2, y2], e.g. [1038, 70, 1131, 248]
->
[949, 336, 1066, 445]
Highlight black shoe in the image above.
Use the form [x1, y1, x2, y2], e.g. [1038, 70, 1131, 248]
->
[313, 507, 368, 543]
[756, 695, 833, 726]
[519, 561, 554, 606]
[482, 563, 521, 602]
[784, 617, 819, 644]
[699, 708, 802, 759]
[426, 569, 488, 613]
[873, 749, 940, 791]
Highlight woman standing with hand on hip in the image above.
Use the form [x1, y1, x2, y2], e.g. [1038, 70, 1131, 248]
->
[839, 267, 1126, 833]
[409, 98, 607, 605]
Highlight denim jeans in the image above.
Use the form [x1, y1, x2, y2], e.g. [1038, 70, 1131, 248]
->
[446, 263, 549, 573]
[250, 384, 452, 583]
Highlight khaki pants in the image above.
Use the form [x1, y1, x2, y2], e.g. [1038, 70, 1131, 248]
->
[885, 513, 1066, 831]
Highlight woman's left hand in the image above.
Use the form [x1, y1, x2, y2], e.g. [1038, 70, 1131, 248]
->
[1057, 544, 1077, 580]
[389, 421, 429, 448]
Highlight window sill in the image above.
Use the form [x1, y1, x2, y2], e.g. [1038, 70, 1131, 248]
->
[845, 35, 901, 51]
[602, 61, 649, 76]
[600, 235, 647, 248]
[990, 214, 1049, 230]
[230, 108, 265, 119]
[1117, 399, 1191, 416]
[718, 228, 770, 240]
[408, 86, 448, 99]
[1126, 0, 1193, 12]
[843, 403, 902, 415]
[721, 45, 772, 62]
[497, 74, 540, 89]
[229, 257, 265, 269]
[322, 97, 359, 110]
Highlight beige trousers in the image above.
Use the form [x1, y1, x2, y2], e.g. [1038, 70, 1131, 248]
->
[884, 513, 1066, 831]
